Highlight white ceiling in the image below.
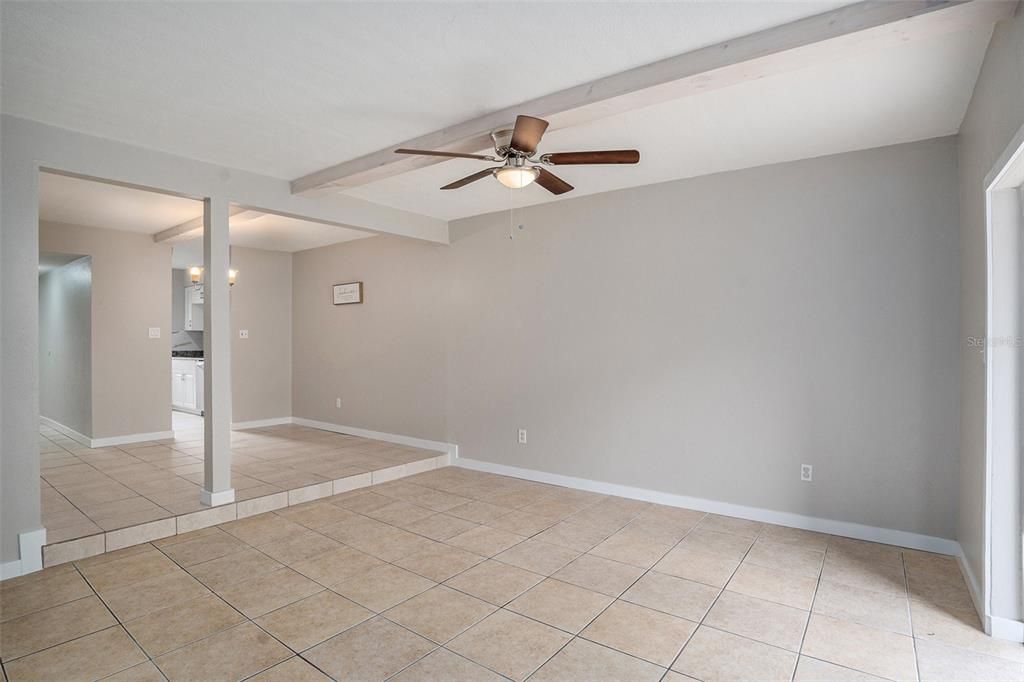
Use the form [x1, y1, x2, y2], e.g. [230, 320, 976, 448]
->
[3, 2, 997, 224]
[226, 212, 372, 253]
[39, 172, 202, 233]
[3, 1, 851, 181]
[39, 172, 373, 255]
[345, 26, 993, 220]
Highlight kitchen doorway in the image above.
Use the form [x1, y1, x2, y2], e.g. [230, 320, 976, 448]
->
[171, 238, 205, 436]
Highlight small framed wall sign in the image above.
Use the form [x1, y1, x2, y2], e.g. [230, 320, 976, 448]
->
[333, 281, 363, 305]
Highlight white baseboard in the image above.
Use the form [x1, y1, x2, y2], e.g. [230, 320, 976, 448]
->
[989, 615, 1024, 643]
[1, 528, 47, 580]
[455, 457, 961, 556]
[200, 488, 236, 506]
[958, 548, 1024, 643]
[957, 548, 986, 624]
[291, 417, 455, 456]
[92, 430, 174, 447]
[0, 560, 22, 580]
[41, 416, 172, 448]
[954, 540, 1019, 638]
[19, 528, 45, 572]
[232, 417, 293, 430]
[39, 416, 92, 447]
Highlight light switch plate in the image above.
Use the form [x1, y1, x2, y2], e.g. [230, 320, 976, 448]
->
[239, 329, 249, 339]
[148, 327, 161, 338]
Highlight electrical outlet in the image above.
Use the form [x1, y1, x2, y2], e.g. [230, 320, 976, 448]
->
[148, 327, 161, 339]
[518, 429, 527, 444]
[239, 329, 249, 339]
[801, 464, 813, 482]
[336, 398, 342, 408]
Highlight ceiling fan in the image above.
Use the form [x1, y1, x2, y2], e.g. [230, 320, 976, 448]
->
[395, 115, 640, 195]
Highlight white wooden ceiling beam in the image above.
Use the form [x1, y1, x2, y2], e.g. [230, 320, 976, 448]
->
[292, 0, 1015, 194]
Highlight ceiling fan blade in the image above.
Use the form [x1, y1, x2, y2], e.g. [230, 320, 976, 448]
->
[440, 168, 495, 190]
[544, 150, 640, 165]
[510, 115, 549, 154]
[535, 168, 574, 195]
[396, 148, 493, 161]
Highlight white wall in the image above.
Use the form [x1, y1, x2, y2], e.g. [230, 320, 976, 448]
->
[39, 257, 92, 437]
[956, 7, 1024, 627]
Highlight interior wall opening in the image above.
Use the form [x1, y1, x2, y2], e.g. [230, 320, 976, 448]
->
[984, 125, 1024, 639]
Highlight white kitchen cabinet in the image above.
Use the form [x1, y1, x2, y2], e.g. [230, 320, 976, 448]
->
[171, 372, 184, 406]
[181, 372, 196, 410]
[171, 358, 199, 412]
[184, 285, 204, 331]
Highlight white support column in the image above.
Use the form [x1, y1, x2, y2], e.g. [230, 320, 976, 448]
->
[201, 196, 235, 506]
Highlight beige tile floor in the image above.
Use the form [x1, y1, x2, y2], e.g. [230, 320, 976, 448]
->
[39, 423, 441, 544]
[4, 467, 1021, 681]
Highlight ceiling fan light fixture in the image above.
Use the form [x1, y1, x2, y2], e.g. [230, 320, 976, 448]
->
[495, 166, 540, 189]
[404, 114, 637, 195]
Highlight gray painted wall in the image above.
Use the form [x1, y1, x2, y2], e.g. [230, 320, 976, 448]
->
[39, 221, 173, 439]
[39, 257, 92, 437]
[230, 246, 293, 423]
[956, 8, 1024, 614]
[446, 137, 961, 539]
[291, 137, 962, 539]
[292, 235, 449, 441]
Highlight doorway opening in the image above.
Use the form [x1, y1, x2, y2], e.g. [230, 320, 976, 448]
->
[171, 239, 205, 435]
[984, 123, 1024, 641]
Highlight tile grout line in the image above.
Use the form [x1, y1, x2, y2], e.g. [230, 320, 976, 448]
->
[518, 508, 713, 679]
[38, 437, 110, 541]
[0, 592, 109, 665]
[662, 521, 765, 678]
[903, 552, 923, 682]
[790, 535, 828, 682]
[147, 538, 331, 679]
[71, 561, 152, 664]
[260, 476, 643, 679]
[165, 509, 478, 681]
[145, 497, 462, 677]
[4, 561, 158, 679]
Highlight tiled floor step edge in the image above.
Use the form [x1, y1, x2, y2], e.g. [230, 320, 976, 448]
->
[38, 452, 451, 570]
